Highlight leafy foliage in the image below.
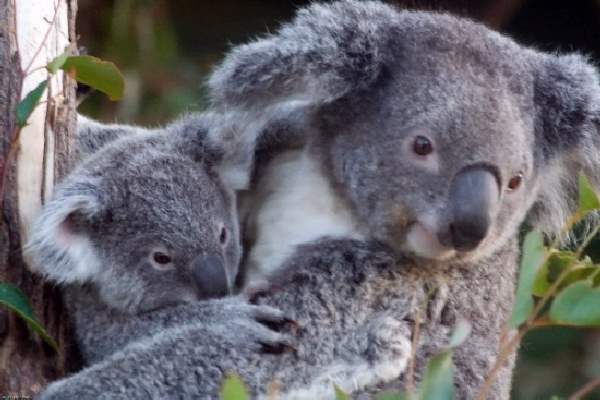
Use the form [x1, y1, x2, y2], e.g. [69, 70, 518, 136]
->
[334, 384, 350, 400]
[0, 283, 57, 350]
[220, 374, 248, 400]
[61, 55, 124, 100]
[16, 80, 47, 128]
[509, 231, 546, 328]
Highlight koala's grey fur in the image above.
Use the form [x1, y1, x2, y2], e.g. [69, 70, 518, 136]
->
[26, 113, 294, 365]
[38, 1, 600, 399]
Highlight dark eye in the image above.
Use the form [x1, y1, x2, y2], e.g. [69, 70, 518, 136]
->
[507, 173, 523, 191]
[413, 136, 433, 156]
[153, 252, 172, 264]
[219, 226, 228, 245]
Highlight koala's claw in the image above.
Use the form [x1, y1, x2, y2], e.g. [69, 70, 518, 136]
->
[260, 341, 297, 355]
[249, 304, 298, 333]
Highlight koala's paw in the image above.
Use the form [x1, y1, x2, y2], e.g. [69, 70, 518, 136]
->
[208, 297, 296, 354]
[365, 315, 411, 366]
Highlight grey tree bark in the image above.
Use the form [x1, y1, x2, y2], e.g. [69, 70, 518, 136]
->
[0, 0, 79, 396]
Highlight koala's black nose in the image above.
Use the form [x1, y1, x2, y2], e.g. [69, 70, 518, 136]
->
[192, 255, 230, 298]
[448, 166, 500, 252]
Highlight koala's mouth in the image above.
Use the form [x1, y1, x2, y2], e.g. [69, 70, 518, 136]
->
[402, 222, 456, 261]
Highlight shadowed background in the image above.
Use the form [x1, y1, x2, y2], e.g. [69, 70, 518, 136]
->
[76, 1, 600, 398]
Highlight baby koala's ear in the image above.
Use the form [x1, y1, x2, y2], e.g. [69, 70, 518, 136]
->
[25, 179, 105, 284]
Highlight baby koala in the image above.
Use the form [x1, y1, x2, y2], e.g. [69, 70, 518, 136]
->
[26, 113, 289, 364]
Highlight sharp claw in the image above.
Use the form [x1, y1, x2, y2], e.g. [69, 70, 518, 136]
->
[283, 318, 300, 329]
[260, 342, 297, 355]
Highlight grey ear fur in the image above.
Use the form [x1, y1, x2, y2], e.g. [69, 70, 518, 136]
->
[530, 53, 600, 236]
[76, 114, 151, 161]
[208, 0, 395, 111]
[206, 1, 398, 189]
[25, 180, 104, 284]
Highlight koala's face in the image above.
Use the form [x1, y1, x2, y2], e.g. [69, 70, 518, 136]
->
[321, 29, 540, 263]
[28, 130, 242, 314]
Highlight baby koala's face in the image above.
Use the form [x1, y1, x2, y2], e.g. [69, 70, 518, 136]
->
[27, 130, 241, 314]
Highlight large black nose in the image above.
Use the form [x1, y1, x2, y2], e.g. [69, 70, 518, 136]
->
[191, 255, 230, 298]
[448, 166, 500, 252]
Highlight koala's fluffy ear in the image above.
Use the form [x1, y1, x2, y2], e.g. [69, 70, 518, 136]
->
[208, 0, 394, 112]
[76, 115, 149, 160]
[531, 53, 600, 235]
[25, 181, 104, 284]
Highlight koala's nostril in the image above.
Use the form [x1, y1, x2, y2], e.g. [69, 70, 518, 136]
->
[449, 219, 488, 251]
[192, 255, 229, 299]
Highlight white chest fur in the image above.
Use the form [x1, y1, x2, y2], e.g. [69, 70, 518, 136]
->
[242, 150, 363, 284]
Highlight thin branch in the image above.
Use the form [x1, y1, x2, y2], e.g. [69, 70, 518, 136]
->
[568, 377, 600, 400]
[404, 308, 421, 396]
[22, 0, 62, 76]
[475, 329, 526, 400]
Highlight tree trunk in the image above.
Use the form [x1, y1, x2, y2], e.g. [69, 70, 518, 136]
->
[0, 0, 79, 396]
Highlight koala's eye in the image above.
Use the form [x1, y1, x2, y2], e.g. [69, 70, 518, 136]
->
[507, 173, 523, 191]
[413, 136, 433, 156]
[153, 252, 172, 265]
[219, 226, 228, 246]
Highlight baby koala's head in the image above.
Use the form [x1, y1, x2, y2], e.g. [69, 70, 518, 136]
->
[27, 114, 249, 314]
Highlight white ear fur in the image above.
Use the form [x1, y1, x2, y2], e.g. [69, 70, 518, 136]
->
[25, 190, 102, 284]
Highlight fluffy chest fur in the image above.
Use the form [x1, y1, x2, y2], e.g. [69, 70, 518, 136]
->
[241, 149, 363, 284]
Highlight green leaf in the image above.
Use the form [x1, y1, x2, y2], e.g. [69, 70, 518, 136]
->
[46, 47, 70, 74]
[16, 80, 47, 127]
[577, 173, 600, 216]
[0, 282, 57, 350]
[375, 392, 410, 400]
[448, 320, 471, 348]
[509, 231, 546, 327]
[419, 351, 454, 400]
[219, 374, 247, 400]
[549, 280, 600, 326]
[334, 384, 349, 400]
[532, 252, 578, 297]
[61, 55, 124, 100]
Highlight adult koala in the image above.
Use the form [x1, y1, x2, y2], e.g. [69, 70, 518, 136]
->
[209, 0, 600, 396]
[38, 1, 600, 399]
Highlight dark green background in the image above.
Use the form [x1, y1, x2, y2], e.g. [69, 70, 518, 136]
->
[77, 1, 600, 398]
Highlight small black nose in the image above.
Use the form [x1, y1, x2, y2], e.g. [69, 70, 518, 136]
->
[448, 166, 499, 252]
[192, 255, 229, 298]
[450, 219, 489, 251]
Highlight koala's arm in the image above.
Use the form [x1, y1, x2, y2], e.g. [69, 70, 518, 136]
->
[67, 286, 289, 364]
[40, 319, 290, 400]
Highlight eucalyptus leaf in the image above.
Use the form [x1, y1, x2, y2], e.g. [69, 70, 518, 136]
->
[61, 55, 124, 100]
[577, 172, 600, 216]
[532, 252, 578, 297]
[46, 47, 70, 74]
[419, 351, 454, 400]
[375, 392, 410, 400]
[16, 80, 47, 128]
[448, 320, 471, 348]
[334, 384, 350, 400]
[219, 374, 248, 400]
[0, 282, 57, 350]
[549, 280, 600, 326]
[509, 231, 546, 327]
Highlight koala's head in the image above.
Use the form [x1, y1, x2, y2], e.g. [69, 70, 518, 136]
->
[26, 114, 250, 313]
[208, 0, 600, 263]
